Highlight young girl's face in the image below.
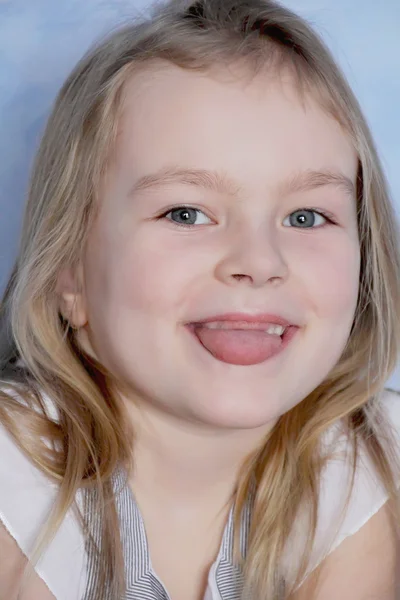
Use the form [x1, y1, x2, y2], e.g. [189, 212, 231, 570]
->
[70, 60, 360, 430]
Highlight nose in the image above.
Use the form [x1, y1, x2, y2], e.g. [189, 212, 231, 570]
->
[214, 226, 288, 288]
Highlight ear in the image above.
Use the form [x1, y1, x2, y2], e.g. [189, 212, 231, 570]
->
[56, 264, 88, 328]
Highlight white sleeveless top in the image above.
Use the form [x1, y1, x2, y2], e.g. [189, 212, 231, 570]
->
[0, 385, 400, 600]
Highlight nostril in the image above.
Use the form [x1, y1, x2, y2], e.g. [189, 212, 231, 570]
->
[232, 274, 246, 281]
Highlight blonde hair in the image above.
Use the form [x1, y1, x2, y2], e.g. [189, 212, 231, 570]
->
[1, 0, 400, 597]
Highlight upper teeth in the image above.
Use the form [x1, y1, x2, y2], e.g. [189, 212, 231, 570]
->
[202, 322, 286, 335]
[265, 325, 285, 335]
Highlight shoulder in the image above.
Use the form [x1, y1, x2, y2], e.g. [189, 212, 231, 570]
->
[290, 498, 399, 599]
[284, 388, 400, 594]
[318, 387, 400, 548]
[0, 382, 88, 600]
[0, 518, 56, 599]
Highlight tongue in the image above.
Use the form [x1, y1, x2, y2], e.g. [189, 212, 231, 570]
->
[193, 327, 283, 365]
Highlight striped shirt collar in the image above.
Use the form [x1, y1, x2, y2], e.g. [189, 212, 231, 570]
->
[82, 465, 255, 600]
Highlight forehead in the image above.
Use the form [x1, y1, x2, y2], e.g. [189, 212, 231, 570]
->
[112, 60, 358, 194]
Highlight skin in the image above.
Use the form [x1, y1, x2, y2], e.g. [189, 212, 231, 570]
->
[58, 60, 361, 599]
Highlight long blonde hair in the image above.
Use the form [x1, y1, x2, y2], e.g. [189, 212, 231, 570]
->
[1, 0, 400, 598]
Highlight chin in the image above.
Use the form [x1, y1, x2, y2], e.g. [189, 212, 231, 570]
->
[182, 392, 287, 431]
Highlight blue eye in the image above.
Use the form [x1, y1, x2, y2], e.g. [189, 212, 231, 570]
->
[283, 209, 328, 228]
[159, 206, 334, 229]
[162, 206, 211, 226]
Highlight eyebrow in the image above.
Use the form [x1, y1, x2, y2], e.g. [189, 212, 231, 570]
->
[129, 165, 356, 200]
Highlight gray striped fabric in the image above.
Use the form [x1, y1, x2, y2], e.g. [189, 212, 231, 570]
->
[81, 465, 254, 600]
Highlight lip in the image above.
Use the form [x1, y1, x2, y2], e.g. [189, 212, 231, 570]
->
[189, 312, 295, 328]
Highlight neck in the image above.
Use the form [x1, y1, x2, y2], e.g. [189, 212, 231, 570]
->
[121, 395, 276, 516]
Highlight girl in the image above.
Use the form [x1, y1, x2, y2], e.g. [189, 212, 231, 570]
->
[1, 0, 400, 599]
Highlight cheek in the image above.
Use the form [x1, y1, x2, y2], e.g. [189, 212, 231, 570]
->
[85, 232, 200, 318]
[290, 234, 360, 319]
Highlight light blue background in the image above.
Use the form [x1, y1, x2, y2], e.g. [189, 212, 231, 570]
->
[0, 0, 399, 388]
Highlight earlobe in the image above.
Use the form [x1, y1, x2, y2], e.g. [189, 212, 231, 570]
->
[56, 266, 88, 328]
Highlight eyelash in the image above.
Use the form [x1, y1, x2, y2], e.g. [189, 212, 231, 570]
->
[157, 205, 338, 229]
